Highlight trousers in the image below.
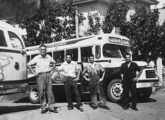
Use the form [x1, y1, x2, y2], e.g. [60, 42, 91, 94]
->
[64, 77, 82, 107]
[36, 72, 55, 106]
[122, 80, 137, 108]
[89, 81, 107, 106]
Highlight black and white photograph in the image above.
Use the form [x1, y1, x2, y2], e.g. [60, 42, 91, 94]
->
[0, 0, 165, 120]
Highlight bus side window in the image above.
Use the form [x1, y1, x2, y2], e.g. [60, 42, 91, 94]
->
[0, 30, 7, 47]
[8, 31, 23, 49]
[81, 47, 92, 62]
[95, 45, 101, 59]
[47, 52, 52, 57]
[66, 48, 78, 61]
[27, 55, 30, 63]
[53, 50, 64, 63]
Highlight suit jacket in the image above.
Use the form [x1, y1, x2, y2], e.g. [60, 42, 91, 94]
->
[121, 62, 141, 81]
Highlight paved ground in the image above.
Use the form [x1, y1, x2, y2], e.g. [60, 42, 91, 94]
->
[0, 88, 165, 120]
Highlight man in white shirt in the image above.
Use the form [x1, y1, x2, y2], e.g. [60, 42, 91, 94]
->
[27, 44, 58, 114]
[59, 54, 84, 112]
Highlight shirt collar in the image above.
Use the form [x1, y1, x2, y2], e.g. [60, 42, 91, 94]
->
[65, 61, 74, 65]
[39, 54, 48, 59]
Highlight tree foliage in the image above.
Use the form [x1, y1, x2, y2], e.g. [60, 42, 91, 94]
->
[0, 0, 36, 23]
[21, 0, 77, 46]
[103, 0, 164, 61]
[87, 13, 101, 35]
[125, 6, 161, 61]
[102, 0, 129, 34]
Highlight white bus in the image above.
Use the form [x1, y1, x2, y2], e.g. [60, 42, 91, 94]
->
[0, 21, 36, 97]
[26, 33, 159, 103]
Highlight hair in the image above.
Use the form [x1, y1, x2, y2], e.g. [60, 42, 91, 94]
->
[66, 53, 72, 58]
[89, 54, 94, 58]
[39, 44, 47, 49]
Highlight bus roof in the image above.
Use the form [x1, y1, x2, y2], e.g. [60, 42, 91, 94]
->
[26, 33, 130, 54]
[0, 21, 15, 31]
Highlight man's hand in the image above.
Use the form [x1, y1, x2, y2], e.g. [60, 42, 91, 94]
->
[98, 78, 103, 82]
[73, 77, 79, 82]
[84, 77, 91, 82]
[34, 72, 39, 77]
[132, 77, 138, 82]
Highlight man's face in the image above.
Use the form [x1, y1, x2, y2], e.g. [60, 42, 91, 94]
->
[125, 55, 131, 63]
[39, 46, 47, 57]
[66, 55, 72, 63]
[89, 56, 94, 63]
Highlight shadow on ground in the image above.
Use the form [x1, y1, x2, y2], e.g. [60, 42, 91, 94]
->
[0, 105, 40, 115]
[117, 97, 157, 109]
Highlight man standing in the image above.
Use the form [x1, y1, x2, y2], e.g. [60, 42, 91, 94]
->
[27, 44, 58, 114]
[120, 54, 141, 111]
[82, 55, 110, 110]
[59, 54, 84, 112]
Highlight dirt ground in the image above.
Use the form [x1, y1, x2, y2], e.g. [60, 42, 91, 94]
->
[0, 88, 165, 120]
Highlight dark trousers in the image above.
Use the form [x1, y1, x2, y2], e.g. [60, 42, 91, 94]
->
[64, 77, 82, 108]
[36, 72, 55, 107]
[123, 80, 137, 108]
[89, 81, 107, 106]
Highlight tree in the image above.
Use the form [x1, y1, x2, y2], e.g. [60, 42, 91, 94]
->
[102, 0, 129, 34]
[125, 6, 161, 61]
[21, 0, 77, 46]
[103, 1, 164, 61]
[0, 0, 37, 23]
[87, 12, 101, 35]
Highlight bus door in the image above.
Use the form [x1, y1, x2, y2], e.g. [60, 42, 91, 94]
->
[0, 29, 27, 82]
[80, 46, 93, 93]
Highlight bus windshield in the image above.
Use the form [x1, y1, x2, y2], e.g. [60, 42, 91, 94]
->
[119, 46, 131, 58]
[103, 44, 122, 58]
[103, 44, 131, 58]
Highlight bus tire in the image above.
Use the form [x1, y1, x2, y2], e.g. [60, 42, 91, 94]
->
[29, 85, 39, 104]
[107, 79, 123, 102]
[137, 87, 152, 99]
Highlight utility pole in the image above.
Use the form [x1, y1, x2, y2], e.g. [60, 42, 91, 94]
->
[75, 9, 79, 38]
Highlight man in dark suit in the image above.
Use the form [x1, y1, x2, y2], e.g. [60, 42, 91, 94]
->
[121, 54, 141, 111]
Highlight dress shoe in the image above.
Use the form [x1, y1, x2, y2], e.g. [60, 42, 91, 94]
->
[132, 107, 138, 111]
[77, 107, 84, 112]
[41, 108, 48, 114]
[98, 103, 110, 110]
[48, 107, 58, 113]
[123, 106, 129, 110]
[91, 105, 98, 109]
[100, 105, 110, 110]
[68, 107, 74, 110]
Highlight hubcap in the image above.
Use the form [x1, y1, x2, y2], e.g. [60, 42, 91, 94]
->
[30, 89, 39, 100]
[111, 83, 123, 98]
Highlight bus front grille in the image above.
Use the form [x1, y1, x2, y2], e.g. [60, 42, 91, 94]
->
[146, 70, 156, 78]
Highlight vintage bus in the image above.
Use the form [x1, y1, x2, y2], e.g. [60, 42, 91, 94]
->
[26, 32, 159, 103]
[0, 21, 37, 98]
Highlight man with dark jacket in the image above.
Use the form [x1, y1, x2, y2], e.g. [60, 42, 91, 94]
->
[121, 54, 141, 111]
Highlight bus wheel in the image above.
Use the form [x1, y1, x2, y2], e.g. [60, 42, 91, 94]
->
[29, 85, 39, 104]
[107, 79, 123, 102]
[137, 88, 152, 100]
